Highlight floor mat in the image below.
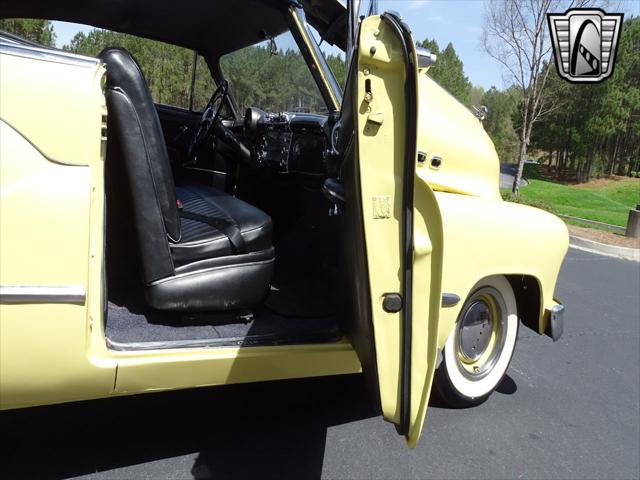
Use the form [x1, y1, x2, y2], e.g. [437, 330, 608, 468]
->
[265, 218, 339, 318]
[105, 300, 342, 347]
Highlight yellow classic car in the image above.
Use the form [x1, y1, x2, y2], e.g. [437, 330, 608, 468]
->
[0, 0, 568, 447]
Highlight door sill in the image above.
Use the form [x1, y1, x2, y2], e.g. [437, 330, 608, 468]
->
[106, 328, 343, 352]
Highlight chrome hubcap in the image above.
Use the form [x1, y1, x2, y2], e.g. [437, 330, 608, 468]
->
[454, 286, 508, 379]
[458, 300, 492, 362]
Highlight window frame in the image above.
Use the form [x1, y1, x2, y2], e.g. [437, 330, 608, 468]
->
[213, 7, 344, 121]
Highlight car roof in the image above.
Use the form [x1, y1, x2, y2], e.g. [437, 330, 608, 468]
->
[0, 0, 347, 56]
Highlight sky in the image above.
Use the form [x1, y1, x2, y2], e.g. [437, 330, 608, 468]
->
[52, 0, 640, 91]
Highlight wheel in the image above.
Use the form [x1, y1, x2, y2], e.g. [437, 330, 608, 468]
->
[433, 275, 519, 408]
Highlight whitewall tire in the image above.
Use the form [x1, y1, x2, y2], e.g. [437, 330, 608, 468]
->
[434, 275, 519, 408]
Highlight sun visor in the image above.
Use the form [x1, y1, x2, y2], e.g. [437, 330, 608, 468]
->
[300, 0, 347, 50]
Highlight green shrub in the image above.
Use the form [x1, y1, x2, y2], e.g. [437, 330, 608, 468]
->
[501, 192, 558, 214]
[630, 171, 638, 178]
[522, 163, 544, 180]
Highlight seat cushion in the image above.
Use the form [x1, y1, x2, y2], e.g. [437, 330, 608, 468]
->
[171, 184, 273, 266]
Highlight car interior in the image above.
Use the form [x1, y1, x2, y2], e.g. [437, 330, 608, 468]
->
[102, 44, 350, 351]
[1, 0, 359, 351]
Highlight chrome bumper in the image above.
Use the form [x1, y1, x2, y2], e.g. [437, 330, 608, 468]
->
[547, 304, 565, 342]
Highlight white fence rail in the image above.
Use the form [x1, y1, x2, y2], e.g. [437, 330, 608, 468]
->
[558, 214, 627, 234]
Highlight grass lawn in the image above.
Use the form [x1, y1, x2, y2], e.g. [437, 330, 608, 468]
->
[503, 168, 640, 228]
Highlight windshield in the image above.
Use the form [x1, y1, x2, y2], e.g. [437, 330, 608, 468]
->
[220, 29, 344, 115]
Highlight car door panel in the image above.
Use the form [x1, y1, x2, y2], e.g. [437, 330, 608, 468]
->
[351, 13, 444, 446]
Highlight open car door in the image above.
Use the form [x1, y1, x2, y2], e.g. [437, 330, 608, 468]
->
[344, 13, 444, 447]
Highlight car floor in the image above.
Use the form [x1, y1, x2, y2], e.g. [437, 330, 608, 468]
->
[105, 298, 342, 347]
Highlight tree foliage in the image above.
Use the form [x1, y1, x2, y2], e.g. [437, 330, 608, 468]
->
[481, 87, 520, 162]
[531, 17, 640, 181]
[60, 27, 346, 114]
[419, 38, 472, 105]
[0, 18, 55, 46]
[222, 44, 323, 113]
[64, 29, 209, 109]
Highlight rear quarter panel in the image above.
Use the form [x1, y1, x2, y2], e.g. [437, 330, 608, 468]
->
[0, 48, 115, 409]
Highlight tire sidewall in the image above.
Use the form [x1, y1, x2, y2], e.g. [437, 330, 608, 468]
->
[437, 275, 519, 406]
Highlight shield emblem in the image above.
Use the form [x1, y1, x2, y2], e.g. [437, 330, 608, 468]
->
[547, 9, 623, 83]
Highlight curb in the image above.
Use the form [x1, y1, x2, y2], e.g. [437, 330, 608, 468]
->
[569, 235, 640, 262]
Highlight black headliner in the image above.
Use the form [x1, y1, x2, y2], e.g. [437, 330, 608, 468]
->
[0, 0, 346, 57]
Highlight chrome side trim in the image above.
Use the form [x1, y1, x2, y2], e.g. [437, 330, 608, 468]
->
[106, 331, 343, 352]
[441, 293, 461, 308]
[0, 285, 86, 304]
[107, 336, 246, 352]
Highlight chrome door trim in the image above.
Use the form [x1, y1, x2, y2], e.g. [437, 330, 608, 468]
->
[0, 36, 100, 69]
[0, 285, 86, 304]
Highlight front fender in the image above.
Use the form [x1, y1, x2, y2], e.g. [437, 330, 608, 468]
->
[432, 191, 569, 348]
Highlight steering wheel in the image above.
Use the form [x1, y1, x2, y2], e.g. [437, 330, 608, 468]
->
[187, 80, 229, 159]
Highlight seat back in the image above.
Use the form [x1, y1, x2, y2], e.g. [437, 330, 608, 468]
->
[101, 47, 178, 283]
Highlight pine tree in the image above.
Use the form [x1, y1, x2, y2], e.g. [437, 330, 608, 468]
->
[0, 19, 56, 46]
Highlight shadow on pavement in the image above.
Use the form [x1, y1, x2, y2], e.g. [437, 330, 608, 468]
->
[0, 369, 501, 479]
[0, 374, 377, 480]
[495, 374, 518, 395]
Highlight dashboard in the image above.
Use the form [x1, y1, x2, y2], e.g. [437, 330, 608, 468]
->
[243, 108, 333, 176]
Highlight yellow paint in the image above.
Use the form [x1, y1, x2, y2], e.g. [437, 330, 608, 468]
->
[417, 75, 501, 200]
[0, 52, 104, 166]
[0, 48, 361, 411]
[0, 20, 568, 451]
[113, 340, 361, 394]
[0, 51, 115, 409]
[355, 16, 444, 447]
[434, 192, 569, 349]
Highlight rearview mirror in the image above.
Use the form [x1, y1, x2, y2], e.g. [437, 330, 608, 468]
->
[260, 30, 279, 56]
[268, 37, 278, 56]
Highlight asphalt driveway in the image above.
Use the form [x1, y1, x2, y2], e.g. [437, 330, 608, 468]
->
[1, 248, 638, 479]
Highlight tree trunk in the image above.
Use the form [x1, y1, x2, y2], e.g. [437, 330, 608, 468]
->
[558, 146, 568, 180]
[582, 150, 594, 183]
[568, 150, 575, 174]
[512, 136, 528, 194]
[557, 150, 563, 179]
[608, 138, 615, 176]
[617, 131, 629, 176]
